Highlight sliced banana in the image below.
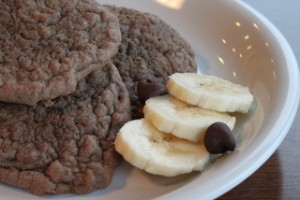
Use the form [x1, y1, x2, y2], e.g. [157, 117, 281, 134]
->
[144, 95, 235, 142]
[166, 73, 254, 113]
[114, 119, 210, 177]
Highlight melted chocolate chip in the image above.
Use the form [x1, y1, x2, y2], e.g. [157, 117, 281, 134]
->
[204, 122, 236, 154]
[137, 79, 167, 103]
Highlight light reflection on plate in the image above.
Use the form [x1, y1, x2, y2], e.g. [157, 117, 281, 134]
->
[154, 0, 185, 10]
[0, 1, 299, 200]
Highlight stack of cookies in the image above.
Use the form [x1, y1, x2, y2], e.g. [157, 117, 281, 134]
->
[0, 0, 197, 195]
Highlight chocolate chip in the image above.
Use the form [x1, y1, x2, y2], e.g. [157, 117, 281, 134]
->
[134, 106, 144, 119]
[204, 122, 236, 154]
[137, 79, 167, 103]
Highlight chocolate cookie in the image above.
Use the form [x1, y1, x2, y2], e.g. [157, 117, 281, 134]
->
[0, 62, 131, 195]
[0, 0, 121, 105]
[106, 6, 197, 118]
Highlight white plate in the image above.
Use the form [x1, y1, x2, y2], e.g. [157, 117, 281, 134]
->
[1, 0, 299, 199]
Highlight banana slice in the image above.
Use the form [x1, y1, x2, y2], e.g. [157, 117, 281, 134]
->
[144, 95, 235, 142]
[167, 73, 254, 113]
[115, 119, 210, 177]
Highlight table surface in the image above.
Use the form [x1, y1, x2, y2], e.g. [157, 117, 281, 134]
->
[219, 1, 300, 199]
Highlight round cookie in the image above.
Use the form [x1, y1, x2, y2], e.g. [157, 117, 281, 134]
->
[0, 0, 121, 105]
[0, 62, 131, 195]
[106, 6, 197, 118]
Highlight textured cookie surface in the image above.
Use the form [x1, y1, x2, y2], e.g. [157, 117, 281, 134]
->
[0, 63, 131, 195]
[0, 0, 121, 105]
[106, 6, 197, 118]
